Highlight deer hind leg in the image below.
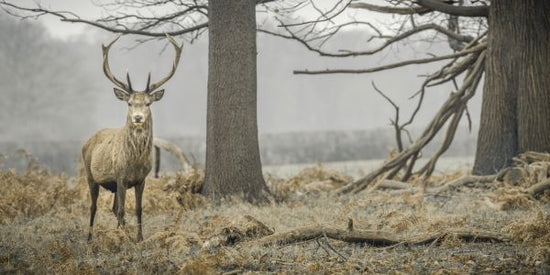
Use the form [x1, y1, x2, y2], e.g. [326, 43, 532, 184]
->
[134, 181, 145, 241]
[87, 180, 99, 241]
[111, 192, 118, 218]
[154, 145, 161, 178]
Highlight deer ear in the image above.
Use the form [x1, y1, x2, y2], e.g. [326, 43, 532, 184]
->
[150, 89, 165, 102]
[113, 88, 130, 101]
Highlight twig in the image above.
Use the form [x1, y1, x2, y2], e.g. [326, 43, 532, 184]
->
[315, 239, 332, 256]
[372, 81, 404, 152]
[322, 231, 348, 261]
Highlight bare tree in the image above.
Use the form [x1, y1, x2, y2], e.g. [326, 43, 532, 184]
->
[259, 0, 549, 193]
[202, 0, 271, 202]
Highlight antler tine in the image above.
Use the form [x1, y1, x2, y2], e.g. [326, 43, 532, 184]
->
[145, 72, 151, 93]
[102, 35, 131, 92]
[147, 34, 183, 92]
[126, 71, 133, 92]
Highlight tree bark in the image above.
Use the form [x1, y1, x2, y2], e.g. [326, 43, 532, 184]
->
[474, 0, 550, 175]
[202, 0, 270, 202]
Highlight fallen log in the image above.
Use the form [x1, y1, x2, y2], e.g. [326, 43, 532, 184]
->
[257, 225, 508, 247]
[258, 226, 400, 247]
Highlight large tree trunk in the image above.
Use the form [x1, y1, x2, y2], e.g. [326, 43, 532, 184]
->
[202, 0, 270, 202]
[473, 0, 550, 175]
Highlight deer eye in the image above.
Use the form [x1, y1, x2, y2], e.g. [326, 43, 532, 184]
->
[128, 103, 133, 107]
[146, 103, 151, 107]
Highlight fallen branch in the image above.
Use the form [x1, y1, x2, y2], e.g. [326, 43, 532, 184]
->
[257, 225, 508, 247]
[153, 138, 191, 173]
[258, 226, 401, 247]
[377, 180, 412, 190]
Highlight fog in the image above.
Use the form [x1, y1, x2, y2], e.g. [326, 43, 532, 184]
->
[0, 4, 482, 172]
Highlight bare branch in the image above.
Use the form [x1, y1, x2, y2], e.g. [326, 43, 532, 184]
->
[337, 23, 473, 56]
[293, 43, 486, 75]
[0, 1, 209, 37]
[372, 82, 404, 152]
[281, 0, 351, 27]
[416, 0, 488, 17]
[349, 2, 430, 15]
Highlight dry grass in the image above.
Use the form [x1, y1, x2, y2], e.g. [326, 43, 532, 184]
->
[1, 156, 549, 274]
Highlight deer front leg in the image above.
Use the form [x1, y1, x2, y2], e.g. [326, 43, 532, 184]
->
[134, 180, 145, 241]
[116, 179, 126, 228]
[87, 180, 99, 241]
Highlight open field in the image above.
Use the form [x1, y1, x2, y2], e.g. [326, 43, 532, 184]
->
[0, 159, 549, 274]
[263, 156, 475, 179]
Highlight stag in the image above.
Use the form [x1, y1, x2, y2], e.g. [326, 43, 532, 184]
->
[82, 34, 182, 241]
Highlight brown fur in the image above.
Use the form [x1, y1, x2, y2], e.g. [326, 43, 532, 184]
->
[82, 110, 153, 187]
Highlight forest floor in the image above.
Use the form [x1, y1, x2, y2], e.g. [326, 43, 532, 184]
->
[0, 158, 549, 274]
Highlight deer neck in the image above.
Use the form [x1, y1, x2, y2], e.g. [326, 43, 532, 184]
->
[124, 116, 153, 157]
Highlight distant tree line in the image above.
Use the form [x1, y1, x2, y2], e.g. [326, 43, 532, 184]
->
[0, 127, 476, 174]
[0, 15, 100, 142]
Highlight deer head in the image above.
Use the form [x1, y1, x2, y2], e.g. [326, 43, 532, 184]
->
[102, 34, 183, 132]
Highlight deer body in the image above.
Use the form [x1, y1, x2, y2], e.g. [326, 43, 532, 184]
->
[84, 35, 182, 242]
[83, 123, 153, 187]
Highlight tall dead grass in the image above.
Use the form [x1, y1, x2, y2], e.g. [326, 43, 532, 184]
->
[0, 153, 549, 273]
[0, 169, 79, 224]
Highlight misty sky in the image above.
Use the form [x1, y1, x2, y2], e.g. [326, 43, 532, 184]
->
[5, 0, 482, 141]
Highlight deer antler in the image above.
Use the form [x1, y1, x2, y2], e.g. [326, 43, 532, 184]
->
[102, 35, 133, 93]
[146, 34, 183, 93]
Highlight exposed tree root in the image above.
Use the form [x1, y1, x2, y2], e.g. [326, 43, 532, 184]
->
[336, 51, 486, 195]
[429, 175, 496, 193]
[256, 225, 508, 247]
[348, 169, 510, 196]
[430, 168, 508, 194]
[527, 179, 550, 197]
[516, 151, 550, 163]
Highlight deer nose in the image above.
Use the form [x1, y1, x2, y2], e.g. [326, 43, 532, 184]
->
[134, 115, 143, 123]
